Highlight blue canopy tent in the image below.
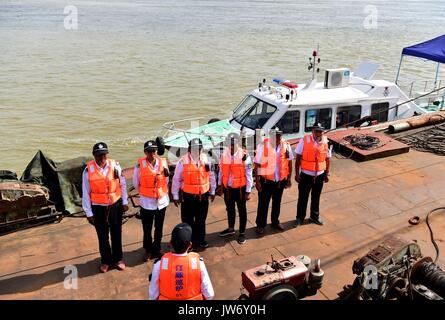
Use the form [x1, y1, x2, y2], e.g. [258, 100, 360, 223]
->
[395, 34, 445, 88]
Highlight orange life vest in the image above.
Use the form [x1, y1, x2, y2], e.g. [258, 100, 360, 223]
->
[138, 156, 168, 199]
[158, 252, 203, 300]
[87, 159, 122, 205]
[220, 147, 247, 189]
[182, 153, 210, 195]
[258, 138, 290, 181]
[300, 134, 328, 172]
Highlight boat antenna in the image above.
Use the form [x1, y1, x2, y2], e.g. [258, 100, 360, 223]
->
[308, 43, 321, 80]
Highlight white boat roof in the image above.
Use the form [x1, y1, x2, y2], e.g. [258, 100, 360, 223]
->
[252, 76, 398, 107]
[290, 81, 369, 106]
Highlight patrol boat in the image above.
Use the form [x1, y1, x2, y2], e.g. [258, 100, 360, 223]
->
[157, 37, 445, 164]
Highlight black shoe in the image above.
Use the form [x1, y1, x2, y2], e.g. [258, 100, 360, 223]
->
[218, 228, 235, 237]
[271, 223, 285, 231]
[309, 217, 324, 225]
[238, 233, 246, 244]
[199, 241, 209, 248]
[256, 227, 265, 235]
[293, 219, 303, 228]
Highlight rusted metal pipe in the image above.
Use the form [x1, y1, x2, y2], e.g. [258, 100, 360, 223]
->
[388, 114, 445, 133]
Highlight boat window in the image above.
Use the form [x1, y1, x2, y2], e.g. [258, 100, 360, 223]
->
[274, 110, 300, 134]
[305, 108, 332, 131]
[336, 105, 361, 127]
[371, 102, 389, 122]
[232, 95, 258, 120]
[232, 95, 277, 129]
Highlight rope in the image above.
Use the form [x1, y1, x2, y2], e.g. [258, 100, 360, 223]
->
[426, 207, 445, 263]
[397, 123, 445, 156]
[342, 134, 382, 150]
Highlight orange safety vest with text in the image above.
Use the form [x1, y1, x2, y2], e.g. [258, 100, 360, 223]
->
[258, 138, 290, 181]
[158, 252, 203, 300]
[182, 153, 210, 195]
[300, 134, 328, 172]
[138, 156, 168, 199]
[220, 148, 247, 189]
[87, 159, 122, 205]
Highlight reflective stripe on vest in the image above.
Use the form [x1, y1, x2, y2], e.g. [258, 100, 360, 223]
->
[220, 148, 247, 188]
[87, 159, 122, 205]
[138, 156, 168, 199]
[158, 252, 203, 300]
[182, 153, 210, 195]
[300, 135, 328, 172]
[258, 139, 290, 181]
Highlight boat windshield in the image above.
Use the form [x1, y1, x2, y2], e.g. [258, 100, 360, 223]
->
[231, 95, 277, 129]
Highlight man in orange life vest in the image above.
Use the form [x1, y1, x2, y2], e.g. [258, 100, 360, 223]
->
[82, 142, 129, 273]
[254, 127, 293, 234]
[294, 122, 331, 227]
[217, 132, 253, 244]
[172, 138, 216, 249]
[148, 223, 214, 300]
[133, 140, 170, 262]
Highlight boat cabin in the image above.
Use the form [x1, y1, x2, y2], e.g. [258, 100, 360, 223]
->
[161, 66, 428, 163]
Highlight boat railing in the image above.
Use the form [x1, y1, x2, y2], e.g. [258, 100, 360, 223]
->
[162, 116, 205, 133]
[161, 117, 231, 143]
[399, 79, 444, 99]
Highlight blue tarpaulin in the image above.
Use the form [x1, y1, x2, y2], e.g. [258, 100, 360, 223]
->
[402, 35, 445, 64]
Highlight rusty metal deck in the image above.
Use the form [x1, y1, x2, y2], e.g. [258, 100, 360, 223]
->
[326, 128, 410, 161]
[0, 150, 444, 300]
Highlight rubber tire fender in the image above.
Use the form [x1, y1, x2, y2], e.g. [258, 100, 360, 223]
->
[156, 136, 166, 156]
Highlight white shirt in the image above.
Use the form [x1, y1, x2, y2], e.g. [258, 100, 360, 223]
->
[82, 160, 128, 218]
[148, 252, 215, 300]
[132, 157, 170, 210]
[217, 148, 253, 193]
[171, 153, 216, 200]
[254, 140, 294, 182]
[295, 134, 332, 176]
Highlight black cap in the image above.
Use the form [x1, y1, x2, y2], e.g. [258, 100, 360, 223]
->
[144, 140, 158, 152]
[311, 122, 325, 131]
[226, 132, 240, 145]
[171, 223, 192, 249]
[189, 138, 203, 148]
[92, 142, 109, 155]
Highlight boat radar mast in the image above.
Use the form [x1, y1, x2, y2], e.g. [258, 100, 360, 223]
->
[308, 44, 321, 81]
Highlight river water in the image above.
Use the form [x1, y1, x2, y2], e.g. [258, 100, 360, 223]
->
[1, 0, 444, 173]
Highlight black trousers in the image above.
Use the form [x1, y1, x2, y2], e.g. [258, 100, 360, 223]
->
[296, 172, 326, 221]
[255, 178, 286, 228]
[181, 192, 209, 243]
[140, 207, 166, 254]
[223, 186, 247, 233]
[92, 199, 123, 265]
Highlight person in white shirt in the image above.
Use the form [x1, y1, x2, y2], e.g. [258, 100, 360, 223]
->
[217, 133, 253, 244]
[133, 140, 170, 261]
[148, 223, 214, 300]
[171, 138, 216, 249]
[82, 142, 129, 273]
[254, 127, 293, 234]
[294, 122, 331, 227]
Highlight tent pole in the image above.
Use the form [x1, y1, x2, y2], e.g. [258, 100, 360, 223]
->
[434, 62, 440, 90]
[395, 54, 403, 85]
